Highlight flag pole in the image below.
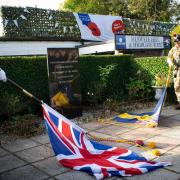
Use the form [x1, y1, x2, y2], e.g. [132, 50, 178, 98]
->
[7, 78, 43, 105]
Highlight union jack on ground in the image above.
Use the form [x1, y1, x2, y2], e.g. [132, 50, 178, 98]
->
[42, 103, 169, 179]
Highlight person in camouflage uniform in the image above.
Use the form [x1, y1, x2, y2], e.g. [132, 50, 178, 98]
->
[167, 34, 180, 109]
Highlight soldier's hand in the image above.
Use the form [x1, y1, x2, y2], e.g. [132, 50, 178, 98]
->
[0, 68, 7, 82]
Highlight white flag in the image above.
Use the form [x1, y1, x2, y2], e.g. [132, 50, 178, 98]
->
[74, 13, 125, 41]
[4, 19, 9, 27]
[13, 20, 18, 27]
[20, 15, 27, 20]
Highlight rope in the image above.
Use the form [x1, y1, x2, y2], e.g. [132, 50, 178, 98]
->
[87, 66, 173, 158]
[87, 132, 157, 153]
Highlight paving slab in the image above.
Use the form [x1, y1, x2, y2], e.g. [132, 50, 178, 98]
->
[15, 145, 54, 163]
[80, 121, 109, 131]
[117, 129, 156, 141]
[122, 168, 180, 180]
[55, 170, 97, 180]
[1, 105, 180, 180]
[0, 165, 48, 180]
[33, 156, 69, 176]
[162, 128, 180, 139]
[159, 146, 180, 173]
[0, 154, 26, 173]
[134, 126, 168, 136]
[170, 114, 180, 121]
[145, 135, 180, 154]
[161, 106, 180, 116]
[2, 139, 40, 152]
[31, 134, 50, 144]
[0, 147, 10, 157]
[158, 118, 180, 128]
[95, 125, 132, 136]
[88, 131, 113, 139]
[55, 170, 121, 180]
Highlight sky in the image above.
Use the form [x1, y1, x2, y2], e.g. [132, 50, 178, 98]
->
[0, 0, 179, 10]
[0, 0, 65, 10]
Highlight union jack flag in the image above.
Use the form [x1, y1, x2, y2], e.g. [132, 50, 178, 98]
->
[42, 103, 169, 179]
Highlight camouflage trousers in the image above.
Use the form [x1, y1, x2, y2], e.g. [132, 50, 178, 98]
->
[174, 68, 180, 102]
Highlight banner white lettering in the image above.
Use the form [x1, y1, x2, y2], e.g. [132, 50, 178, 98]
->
[115, 35, 171, 49]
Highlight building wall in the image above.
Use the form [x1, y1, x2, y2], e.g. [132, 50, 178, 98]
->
[0, 41, 81, 56]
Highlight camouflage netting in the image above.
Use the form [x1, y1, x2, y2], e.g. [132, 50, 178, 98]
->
[122, 18, 176, 36]
[0, 6, 177, 41]
[0, 6, 81, 41]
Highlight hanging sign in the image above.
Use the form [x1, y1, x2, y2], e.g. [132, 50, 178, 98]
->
[115, 35, 171, 50]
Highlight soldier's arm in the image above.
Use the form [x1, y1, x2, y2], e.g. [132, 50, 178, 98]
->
[167, 48, 174, 66]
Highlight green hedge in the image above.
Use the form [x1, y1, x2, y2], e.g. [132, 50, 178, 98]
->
[0, 55, 174, 118]
[79, 55, 135, 101]
[79, 55, 172, 101]
[0, 56, 49, 117]
[134, 56, 169, 79]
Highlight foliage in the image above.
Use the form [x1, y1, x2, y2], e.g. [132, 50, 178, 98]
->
[0, 55, 175, 119]
[134, 56, 169, 82]
[99, 64, 117, 88]
[103, 98, 121, 112]
[153, 73, 167, 87]
[85, 64, 118, 105]
[86, 81, 105, 105]
[169, 1, 180, 22]
[62, 0, 176, 36]
[3, 114, 45, 137]
[128, 0, 172, 21]
[0, 6, 81, 40]
[0, 56, 49, 117]
[125, 70, 152, 99]
[0, 93, 28, 119]
[79, 55, 134, 102]
[62, 0, 178, 22]
[62, 0, 129, 17]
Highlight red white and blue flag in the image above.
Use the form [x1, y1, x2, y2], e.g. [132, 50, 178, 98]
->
[42, 103, 169, 179]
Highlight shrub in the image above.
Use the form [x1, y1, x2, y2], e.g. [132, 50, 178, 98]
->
[0, 55, 175, 120]
[4, 114, 45, 137]
[79, 55, 134, 102]
[0, 56, 49, 117]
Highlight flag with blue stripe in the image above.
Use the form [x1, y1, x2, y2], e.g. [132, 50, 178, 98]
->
[42, 103, 169, 179]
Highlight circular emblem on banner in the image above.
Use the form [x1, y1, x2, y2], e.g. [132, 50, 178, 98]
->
[88, 22, 101, 36]
[112, 20, 125, 33]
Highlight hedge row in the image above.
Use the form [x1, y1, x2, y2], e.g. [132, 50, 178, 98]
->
[0, 55, 172, 117]
[79, 55, 135, 101]
[0, 56, 49, 117]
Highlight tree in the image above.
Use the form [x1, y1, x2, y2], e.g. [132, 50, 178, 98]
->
[169, 1, 180, 22]
[62, 0, 130, 17]
[128, 0, 174, 21]
[61, 0, 179, 22]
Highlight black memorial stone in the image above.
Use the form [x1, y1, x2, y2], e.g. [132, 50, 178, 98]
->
[47, 48, 82, 119]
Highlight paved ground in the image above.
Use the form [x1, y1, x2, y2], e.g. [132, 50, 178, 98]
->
[0, 106, 180, 180]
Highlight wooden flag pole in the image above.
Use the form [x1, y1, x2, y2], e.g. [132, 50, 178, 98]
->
[7, 78, 43, 105]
